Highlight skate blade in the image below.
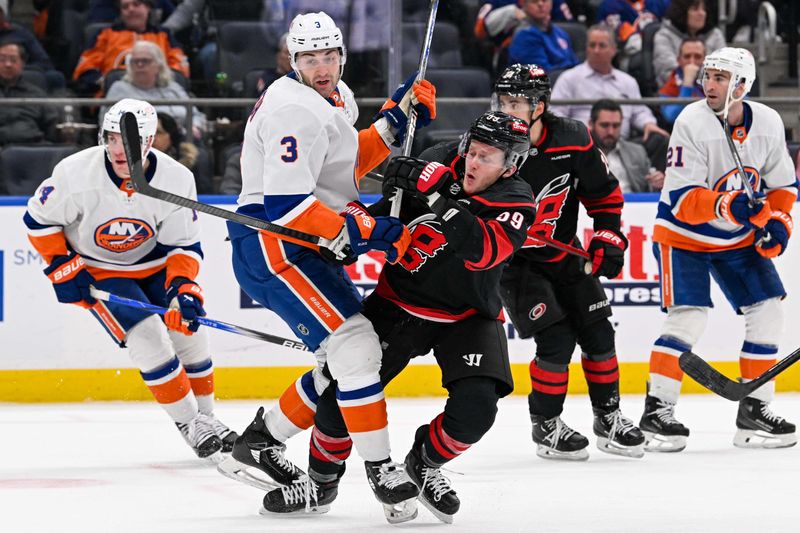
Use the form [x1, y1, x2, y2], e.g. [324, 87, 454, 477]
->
[258, 504, 330, 517]
[642, 431, 686, 453]
[596, 437, 645, 459]
[203, 450, 225, 464]
[536, 444, 589, 461]
[733, 429, 798, 449]
[217, 456, 282, 491]
[382, 498, 418, 524]
[418, 496, 455, 524]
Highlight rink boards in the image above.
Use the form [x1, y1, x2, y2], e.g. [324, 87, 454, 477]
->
[2, 194, 800, 401]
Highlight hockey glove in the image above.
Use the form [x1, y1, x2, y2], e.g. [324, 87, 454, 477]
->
[337, 201, 411, 264]
[383, 156, 463, 207]
[374, 74, 436, 147]
[587, 229, 628, 279]
[716, 191, 771, 229]
[165, 277, 206, 335]
[44, 252, 96, 308]
[755, 211, 792, 258]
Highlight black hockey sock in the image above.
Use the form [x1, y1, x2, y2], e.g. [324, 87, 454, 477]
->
[307, 426, 350, 482]
[529, 359, 568, 418]
[416, 413, 471, 467]
[582, 353, 620, 411]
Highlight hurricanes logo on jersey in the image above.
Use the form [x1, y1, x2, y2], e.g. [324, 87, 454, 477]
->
[94, 218, 155, 253]
[714, 166, 761, 193]
[525, 174, 570, 248]
[399, 221, 447, 273]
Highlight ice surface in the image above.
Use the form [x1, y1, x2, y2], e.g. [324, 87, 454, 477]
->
[1, 395, 798, 532]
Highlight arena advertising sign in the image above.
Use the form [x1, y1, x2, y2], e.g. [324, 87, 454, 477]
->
[1, 197, 799, 371]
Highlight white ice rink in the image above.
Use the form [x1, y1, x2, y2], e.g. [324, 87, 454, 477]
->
[2, 395, 799, 533]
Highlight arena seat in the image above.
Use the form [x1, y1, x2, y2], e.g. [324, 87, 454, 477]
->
[0, 145, 80, 196]
[426, 67, 492, 97]
[554, 21, 588, 62]
[412, 129, 464, 158]
[215, 22, 279, 96]
[402, 21, 462, 72]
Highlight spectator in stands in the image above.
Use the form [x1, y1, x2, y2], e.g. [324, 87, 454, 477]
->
[596, 0, 668, 70]
[0, 41, 58, 145]
[0, 0, 66, 91]
[89, 0, 175, 24]
[254, 32, 289, 95]
[103, 40, 205, 138]
[152, 112, 212, 193]
[474, 0, 576, 72]
[551, 24, 669, 168]
[507, 0, 580, 73]
[73, 0, 189, 96]
[653, 0, 725, 86]
[658, 37, 705, 126]
[590, 99, 663, 192]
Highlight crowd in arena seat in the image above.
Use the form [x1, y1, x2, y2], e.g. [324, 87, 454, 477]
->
[0, 0, 795, 196]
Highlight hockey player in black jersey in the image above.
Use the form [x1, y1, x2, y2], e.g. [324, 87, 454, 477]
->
[252, 112, 536, 523]
[492, 64, 645, 460]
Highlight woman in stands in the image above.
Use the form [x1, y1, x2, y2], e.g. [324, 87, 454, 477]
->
[103, 40, 205, 139]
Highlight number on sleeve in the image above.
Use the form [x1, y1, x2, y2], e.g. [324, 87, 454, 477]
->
[496, 211, 525, 229]
[280, 136, 298, 162]
[666, 146, 684, 168]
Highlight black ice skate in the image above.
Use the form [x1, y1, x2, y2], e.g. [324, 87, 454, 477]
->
[593, 407, 645, 458]
[217, 407, 305, 490]
[733, 397, 797, 449]
[639, 395, 690, 452]
[176, 413, 223, 461]
[364, 459, 420, 524]
[405, 446, 459, 524]
[530, 414, 589, 461]
[205, 412, 238, 453]
[259, 475, 339, 516]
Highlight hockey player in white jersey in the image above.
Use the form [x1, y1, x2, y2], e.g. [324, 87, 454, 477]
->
[24, 98, 237, 461]
[221, 11, 437, 522]
[640, 48, 798, 451]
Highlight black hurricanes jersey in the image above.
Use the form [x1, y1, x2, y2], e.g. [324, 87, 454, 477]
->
[517, 115, 623, 262]
[373, 142, 536, 321]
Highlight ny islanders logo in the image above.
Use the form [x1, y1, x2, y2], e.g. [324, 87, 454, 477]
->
[94, 218, 154, 252]
[714, 166, 761, 193]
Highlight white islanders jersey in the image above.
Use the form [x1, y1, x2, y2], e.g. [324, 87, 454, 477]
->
[238, 75, 361, 223]
[25, 146, 202, 279]
[654, 100, 797, 252]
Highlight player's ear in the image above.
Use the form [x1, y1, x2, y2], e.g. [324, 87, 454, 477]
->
[502, 165, 517, 178]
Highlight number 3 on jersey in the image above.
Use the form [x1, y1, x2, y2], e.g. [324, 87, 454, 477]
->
[280, 136, 298, 162]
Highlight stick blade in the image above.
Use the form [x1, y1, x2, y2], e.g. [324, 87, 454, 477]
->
[679, 351, 747, 401]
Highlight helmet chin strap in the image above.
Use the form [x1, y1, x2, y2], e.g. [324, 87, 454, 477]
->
[716, 75, 746, 122]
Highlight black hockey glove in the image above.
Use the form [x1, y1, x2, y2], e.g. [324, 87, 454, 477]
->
[382, 156, 463, 207]
[586, 229, 628, 279]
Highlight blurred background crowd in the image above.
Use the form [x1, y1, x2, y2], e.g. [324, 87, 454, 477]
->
[0, 0, 797, 196]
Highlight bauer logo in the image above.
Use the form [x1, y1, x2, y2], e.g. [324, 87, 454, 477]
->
[94, 218, 155, 253]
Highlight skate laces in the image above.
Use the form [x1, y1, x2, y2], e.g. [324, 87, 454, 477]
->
[266, 444, 301, 475]
[759, 403, 785, 424]
[652, 400, 681, 425]
[421, 465, 453, 502]
[206, 413, 232, 437]
[543, 417, 577, 446]
[189, 413, 217, 446]
[603, 410, 638, 436]
[375, 462, 412, 489]
[279, 475, 318, 512]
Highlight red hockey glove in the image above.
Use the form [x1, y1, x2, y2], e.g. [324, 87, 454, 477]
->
[755, 211, 792, 258]
[165, 278, 206, 335]
[587, 229, 628, 278]
[716, 191, 771, 229]
[44, 252, 96, 308]
[383, 156, 462, 206]
[337, 201, 411, 264]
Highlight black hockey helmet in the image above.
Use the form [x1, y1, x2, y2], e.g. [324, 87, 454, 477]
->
[458, 111, 531, 170]
[492, 63, 552, 111]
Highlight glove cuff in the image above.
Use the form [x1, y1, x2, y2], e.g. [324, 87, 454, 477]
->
[372, 117, 397, 147]
[715, 190, 742, 225]
[592, 229, 628, 251]
[45, 253, 86, 282]
[170, 278, 204, 305]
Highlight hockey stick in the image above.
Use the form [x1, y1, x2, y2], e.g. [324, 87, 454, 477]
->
[119, 113, 338, 251]
[89, 287, 309, 351]
[390, 0, 439, 217]
[679, 348, 800, 401]
[527, 232, 590, 260]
